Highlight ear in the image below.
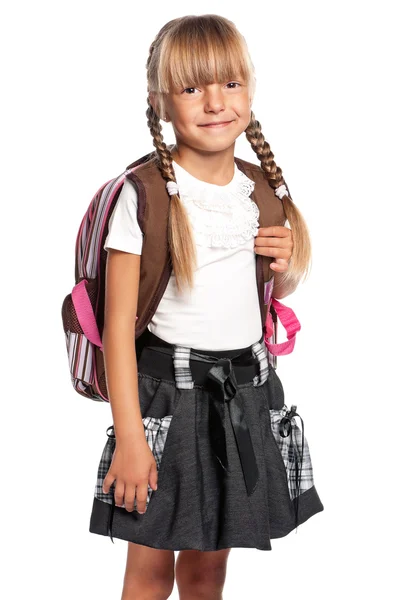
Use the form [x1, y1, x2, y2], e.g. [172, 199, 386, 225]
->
[249, 78, 256, 107]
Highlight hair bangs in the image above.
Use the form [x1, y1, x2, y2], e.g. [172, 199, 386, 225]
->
[158, 19, 254, 94]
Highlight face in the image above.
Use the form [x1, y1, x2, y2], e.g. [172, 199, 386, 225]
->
[151, 79, 253, 153]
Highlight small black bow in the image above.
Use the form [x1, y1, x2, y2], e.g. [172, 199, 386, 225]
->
[279, 404, 305, 531]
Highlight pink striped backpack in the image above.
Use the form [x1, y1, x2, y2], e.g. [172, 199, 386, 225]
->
[61, 164, 136, 402]
[61, 155, 301, 403]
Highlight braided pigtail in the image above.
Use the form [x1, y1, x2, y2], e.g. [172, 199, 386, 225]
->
[245, 111, 312, 285]
[145, 97, 197, 293]
[145, 33, 197, 292]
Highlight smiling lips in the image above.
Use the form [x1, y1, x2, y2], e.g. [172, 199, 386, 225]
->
[199, 120, 234, 128]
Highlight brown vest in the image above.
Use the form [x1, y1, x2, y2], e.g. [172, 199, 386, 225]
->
[123, 152, 287, 342]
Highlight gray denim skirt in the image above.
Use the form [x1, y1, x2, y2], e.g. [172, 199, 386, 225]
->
[89, 327, 324, 551]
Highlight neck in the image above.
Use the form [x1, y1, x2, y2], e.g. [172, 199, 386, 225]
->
[170, 143, 236, 186]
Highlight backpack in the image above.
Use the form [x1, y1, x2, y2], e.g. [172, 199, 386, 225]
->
[61, 154, 301, 402]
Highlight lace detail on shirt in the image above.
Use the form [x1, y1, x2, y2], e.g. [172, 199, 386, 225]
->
[177, 167, 260, 248]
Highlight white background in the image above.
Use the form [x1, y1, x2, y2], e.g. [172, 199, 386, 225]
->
[2, 1, 397, 598]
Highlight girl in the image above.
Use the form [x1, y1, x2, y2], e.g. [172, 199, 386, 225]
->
[89, 14, 324, 600]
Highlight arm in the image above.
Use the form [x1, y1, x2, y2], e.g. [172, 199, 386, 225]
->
[102, 248, 147, 444]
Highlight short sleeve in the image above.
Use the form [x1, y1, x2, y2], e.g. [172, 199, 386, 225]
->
[103, 178, 143, 255]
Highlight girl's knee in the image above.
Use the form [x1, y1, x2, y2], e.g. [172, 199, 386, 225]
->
[178, 563, 227, 587]
[175, 549, 230, 593]
[123, 543, 175, 598]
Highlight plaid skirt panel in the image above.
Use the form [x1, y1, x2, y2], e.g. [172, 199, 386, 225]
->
[94, 415, 173, 511]
[269, 407, 314, 500]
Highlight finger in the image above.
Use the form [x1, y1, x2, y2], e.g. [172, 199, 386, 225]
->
[270, 258, 289, 271]
[254, 236, 287, 248]
[114, 481, 125, 508]
[123, 484, 137, 513]
[257, 226, 290, 237]
[254, 232, 293, 249]
[102, 472, 116, 495]
[148, 462, 158, 492]
[254, 246, 291, 259]
[135, 482, 149, 515]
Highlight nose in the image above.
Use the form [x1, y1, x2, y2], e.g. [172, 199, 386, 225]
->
[203, 85, 225, 114]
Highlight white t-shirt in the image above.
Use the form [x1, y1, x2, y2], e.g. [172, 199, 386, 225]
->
[104, 160, 263, 350]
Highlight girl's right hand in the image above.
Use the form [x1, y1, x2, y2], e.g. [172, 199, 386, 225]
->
[102, 437, 158, 514]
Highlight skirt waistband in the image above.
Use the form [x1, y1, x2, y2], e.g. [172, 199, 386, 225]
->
[137, 328, 269, 387]
[140, 328, 263, 360]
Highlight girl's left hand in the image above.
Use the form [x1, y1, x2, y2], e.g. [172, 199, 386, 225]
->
[254, 226, 293, 273]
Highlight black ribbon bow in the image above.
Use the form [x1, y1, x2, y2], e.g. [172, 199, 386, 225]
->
[204, 356, 259, 497]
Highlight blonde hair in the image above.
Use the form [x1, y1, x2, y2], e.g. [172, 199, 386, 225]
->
[146, 14, 311, 293]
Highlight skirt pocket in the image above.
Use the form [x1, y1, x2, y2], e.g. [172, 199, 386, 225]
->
[93, 415, 173, 511]
[268, 404, 315, 501]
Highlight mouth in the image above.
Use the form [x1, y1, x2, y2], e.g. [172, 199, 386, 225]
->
[198, 120, 234, 128]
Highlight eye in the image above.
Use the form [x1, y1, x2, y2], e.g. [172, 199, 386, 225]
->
[182, 82, 242, 94]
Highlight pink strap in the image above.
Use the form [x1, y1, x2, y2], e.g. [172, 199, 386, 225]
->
[264, 298, 301, 356]
[71, 280, 139, 351]
[71, 280, 103, 350]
